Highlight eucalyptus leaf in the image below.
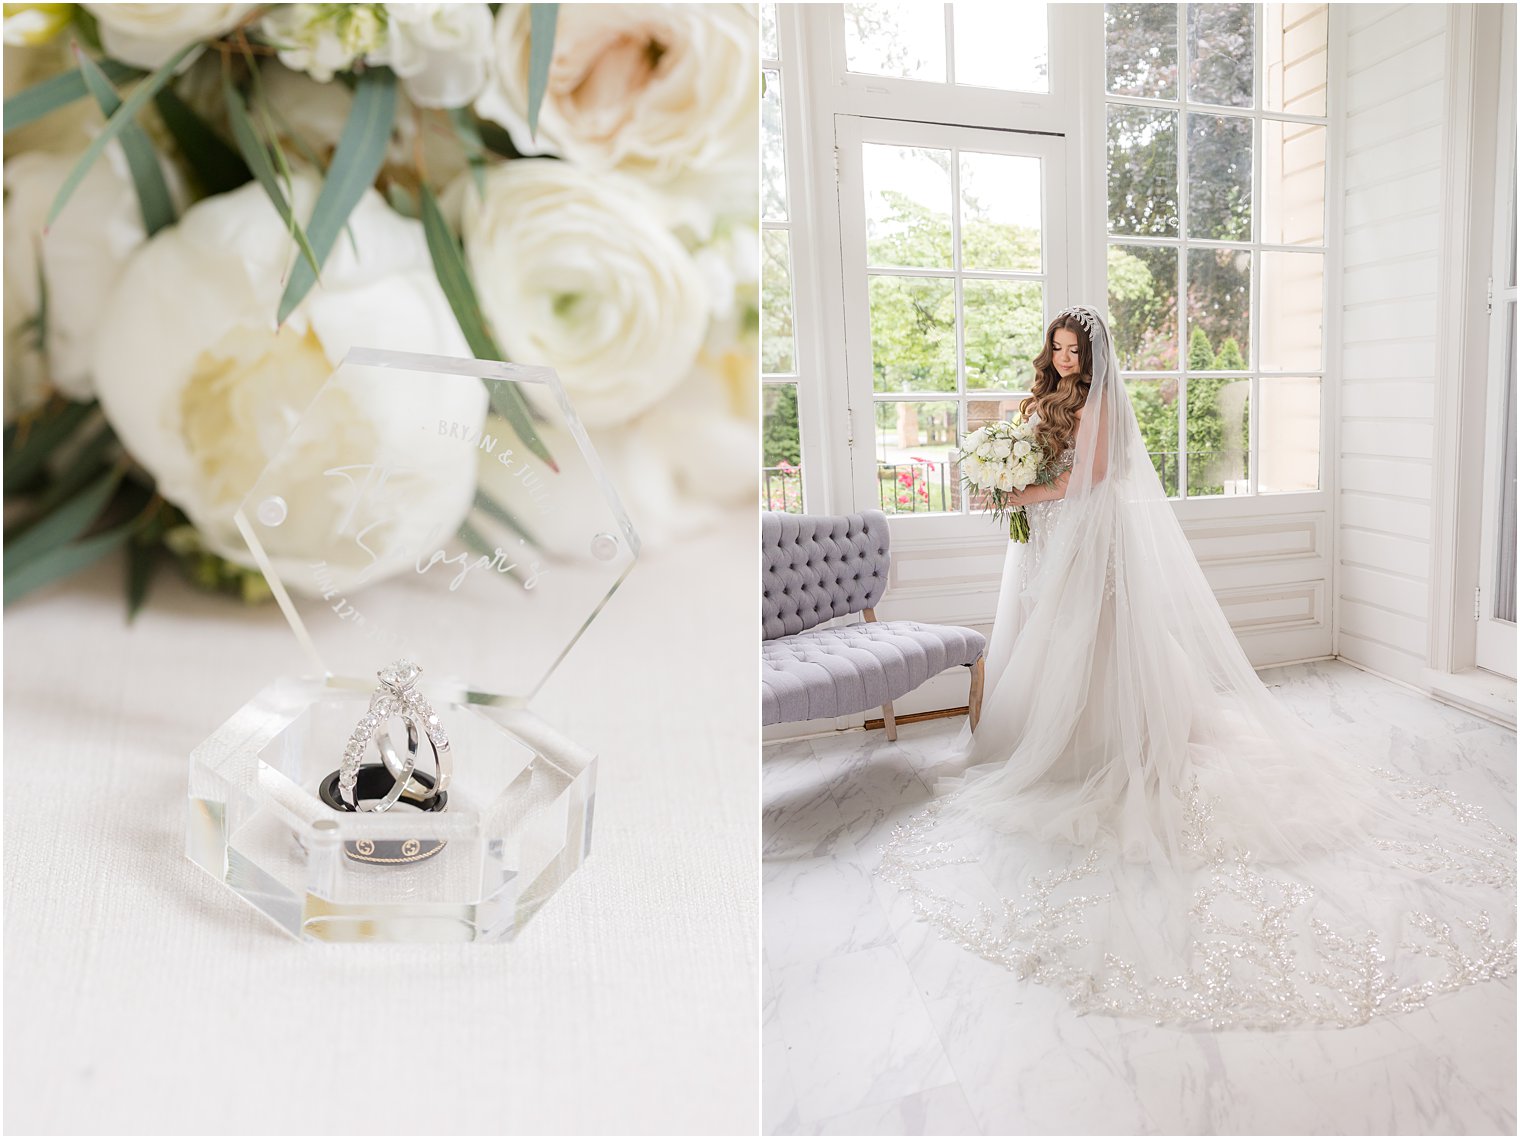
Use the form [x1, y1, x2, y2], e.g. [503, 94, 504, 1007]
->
[448, 106, 489, 196]
[418, 182, 557, 471]
[3, 57, 140, 134]
[275, 67, 398, 325]
[25, 421, 116, 519]
[45, 43, 198, 229]
[76, 49, 176, 235]
[154, 84, 249, 195]
[126, 520, 163, 621]
[458, 520, 528, 588]
[223, 75, 322, 282]
[5, 466, 123, 569]
[4, 401, 95, 489]
[473, 487, 542, 551]
[475, 118, 523, 160]
[4, 518, 136, 606]
[527, 5, 559, 141]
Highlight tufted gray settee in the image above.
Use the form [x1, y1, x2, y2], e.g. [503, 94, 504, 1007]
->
[761, 509, 986, 739]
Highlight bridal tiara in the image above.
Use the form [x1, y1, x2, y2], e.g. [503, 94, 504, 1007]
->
[1054, 305, 1101, 336]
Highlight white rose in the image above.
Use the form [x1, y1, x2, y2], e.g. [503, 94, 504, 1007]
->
[85, 3, 252, 68]
[257, 3, 386, 83]
[976, 441, 994, 459]
[475, 3, 758, 237]
[380, 3, 493, 108]
[3, 141, 182, 414]
[693, 220, 759, 337]
[453, 159, 709, 429]
[993, 438, 1013, 458]
[90, 176, 479, 590]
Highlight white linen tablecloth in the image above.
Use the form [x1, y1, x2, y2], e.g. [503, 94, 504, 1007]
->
[3, 512, 758, 1135]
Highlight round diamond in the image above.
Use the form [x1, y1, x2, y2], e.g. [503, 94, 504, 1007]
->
[377, 659, 422, 691]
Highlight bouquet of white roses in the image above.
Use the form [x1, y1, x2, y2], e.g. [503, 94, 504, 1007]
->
[2, 2, 758, 612]
[957, 414, 1064, 543]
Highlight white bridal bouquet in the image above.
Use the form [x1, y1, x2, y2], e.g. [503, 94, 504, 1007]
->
[2, 2, 758, 612]
[958, 415, 1068, 543]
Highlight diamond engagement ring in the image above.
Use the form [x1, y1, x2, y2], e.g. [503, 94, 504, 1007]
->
[337, 658, 453, 813]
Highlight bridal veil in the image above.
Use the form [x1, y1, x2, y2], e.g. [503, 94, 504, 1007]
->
[880, 305, 1515, 1028]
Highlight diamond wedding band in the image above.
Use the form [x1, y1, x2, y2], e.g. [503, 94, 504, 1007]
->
[337, 658, 453, 813]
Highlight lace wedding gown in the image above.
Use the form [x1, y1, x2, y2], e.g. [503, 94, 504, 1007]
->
[879, 310, 1516, 1030]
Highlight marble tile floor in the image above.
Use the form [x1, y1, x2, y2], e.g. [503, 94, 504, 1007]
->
[762, 659, 1518, 1136]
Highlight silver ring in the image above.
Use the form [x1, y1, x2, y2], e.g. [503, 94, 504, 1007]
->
[338, 658, 454, 812]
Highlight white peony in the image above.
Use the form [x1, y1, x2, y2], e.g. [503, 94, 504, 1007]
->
[452, 158, 709, 429]
[381, 3, 493, 108]
[84, 3, 252, 68]
[475, 3, 758, 236]
[3, 141, 181, 416]
[89, 176, 479, 588]
[992, 438, 1013, 458]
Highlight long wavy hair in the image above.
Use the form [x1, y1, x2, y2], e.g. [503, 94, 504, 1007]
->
[1018, 313, 1093, 457]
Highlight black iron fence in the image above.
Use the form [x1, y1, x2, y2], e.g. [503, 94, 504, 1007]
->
[762, 466, 804, 513]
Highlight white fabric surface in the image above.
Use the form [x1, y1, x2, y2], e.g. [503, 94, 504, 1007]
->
[3, 513, 759, 1135]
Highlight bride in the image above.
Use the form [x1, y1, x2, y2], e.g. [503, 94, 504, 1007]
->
[879, 304, 1515, 1029]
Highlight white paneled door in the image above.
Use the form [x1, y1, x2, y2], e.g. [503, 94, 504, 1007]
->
[1475, 3, 1516, 681]
[834, 115, 1069, 558]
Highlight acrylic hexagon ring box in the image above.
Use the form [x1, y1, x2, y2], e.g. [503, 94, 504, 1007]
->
[186, 347, 639, 943]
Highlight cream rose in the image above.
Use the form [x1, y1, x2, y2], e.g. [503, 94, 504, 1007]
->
[475, 3, 758, 236]
[454, 158, 709, 429]
[83, 3, 252, 68]
[3, 141, 180, 414]
[90, 176, 481, 590]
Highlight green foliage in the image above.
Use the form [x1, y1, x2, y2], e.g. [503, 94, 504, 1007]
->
[1107, 244, 1177, 370]
[761, 230, 794, 374]
[1214, 336, 1246, 371]
[763, 384, 801, 467]
[865, 191, 1043, 394]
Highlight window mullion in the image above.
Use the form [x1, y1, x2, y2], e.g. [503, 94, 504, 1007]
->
[1177, 3, 1192, 499]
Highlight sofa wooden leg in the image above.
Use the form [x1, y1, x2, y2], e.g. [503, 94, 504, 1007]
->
[968, 657, 985, 729]
[881, 700, 898, 741]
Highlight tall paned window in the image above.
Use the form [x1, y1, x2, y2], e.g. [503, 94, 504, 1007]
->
[1105, 4, 1328, 498]
[842, 3, 1057, 517]
[761, 3, 805, 512]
